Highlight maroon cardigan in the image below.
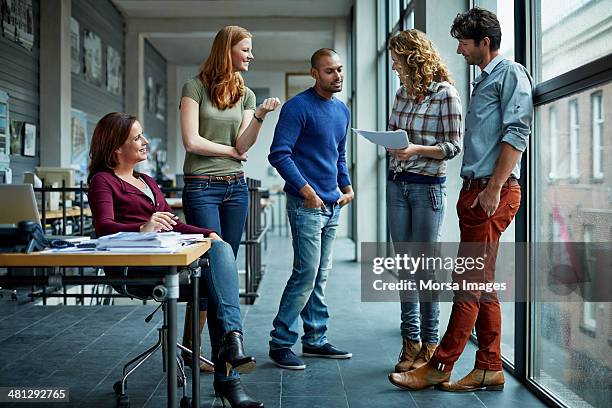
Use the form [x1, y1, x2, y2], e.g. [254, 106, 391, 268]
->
[88, 170, 213, 237]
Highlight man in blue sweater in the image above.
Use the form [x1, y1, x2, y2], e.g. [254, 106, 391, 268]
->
[268, 48, 355, 370]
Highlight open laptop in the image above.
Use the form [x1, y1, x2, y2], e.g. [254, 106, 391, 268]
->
[0, 184, 41, 226]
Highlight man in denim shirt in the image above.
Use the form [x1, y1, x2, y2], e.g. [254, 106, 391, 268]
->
[389, 7, 533, 392]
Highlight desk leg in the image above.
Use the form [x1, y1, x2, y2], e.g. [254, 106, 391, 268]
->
[191, 268, 200, 407]
[167, 267, 178, 408]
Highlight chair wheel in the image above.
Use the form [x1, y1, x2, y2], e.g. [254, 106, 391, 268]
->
[113, 380, 124, 395]
[180, 396, 191, 408]
[117, 394, 130, 408]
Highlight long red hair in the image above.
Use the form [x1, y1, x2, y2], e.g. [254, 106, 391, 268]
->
[200, 25, 252, 110]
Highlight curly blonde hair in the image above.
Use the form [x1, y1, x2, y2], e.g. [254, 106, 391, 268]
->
[388, 29, 452, 99]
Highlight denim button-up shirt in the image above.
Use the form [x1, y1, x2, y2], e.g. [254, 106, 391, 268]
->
[461, 55, 534, 179]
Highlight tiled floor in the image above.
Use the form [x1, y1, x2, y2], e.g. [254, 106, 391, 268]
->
[0, 235, 548, 408]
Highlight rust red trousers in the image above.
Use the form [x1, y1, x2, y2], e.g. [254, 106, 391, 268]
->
[430, 183, 521, 372]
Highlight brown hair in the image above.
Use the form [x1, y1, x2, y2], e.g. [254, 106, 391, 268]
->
[88, 112, 137, 181]
[199, 25, 252, 110]
[450, 7, 501, 51]
[388, 29, 452, 99]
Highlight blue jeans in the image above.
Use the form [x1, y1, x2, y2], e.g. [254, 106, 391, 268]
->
[183, 177, 249, 258]
[204, 240, 243, 382]
[386, 181, 446, 344]
[269, 194, 341, 350]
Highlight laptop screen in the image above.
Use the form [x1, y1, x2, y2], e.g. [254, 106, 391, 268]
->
[0, 184, 41, 226]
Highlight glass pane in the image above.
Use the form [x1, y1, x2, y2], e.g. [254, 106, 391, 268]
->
[532, 82, 612, 407]
[475, 0, 514, 61]
[537, 0, 612, 82]
[389, 0, 400, 29]
[403, 10, 414, 30]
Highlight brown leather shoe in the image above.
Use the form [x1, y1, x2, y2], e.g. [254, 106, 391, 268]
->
[394, 338, 421, 373]
[437, 369, 504, 392]
[411, 342, 437, 370]
[388, 361, 450, 391]
[182, 306, 214, 373]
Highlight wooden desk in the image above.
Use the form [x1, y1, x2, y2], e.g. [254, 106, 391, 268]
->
[0, 241, 211, 408]
[43, 207, 92, 220]
[0, 241, 209, 267]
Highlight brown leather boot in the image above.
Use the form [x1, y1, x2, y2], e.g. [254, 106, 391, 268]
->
[411, 342, 437, 370]
[437, 368, 504, 392]
[388, 361, 450, 390]
[182, 304, 214, 373]
[394, 338, 421, 373]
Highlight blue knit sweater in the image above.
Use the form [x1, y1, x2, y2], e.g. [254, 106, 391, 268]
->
[268, 88, 351, 203]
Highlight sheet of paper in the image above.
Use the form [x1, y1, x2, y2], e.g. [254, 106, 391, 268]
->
[352, 129, 410, 149]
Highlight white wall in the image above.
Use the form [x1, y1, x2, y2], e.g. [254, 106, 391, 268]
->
[423, 0, 470, 243]
[353, 0, 379, 259]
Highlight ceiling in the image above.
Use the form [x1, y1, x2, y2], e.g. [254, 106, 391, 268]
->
[112, 0, 353, 18]
[148, 31, 335, 66]
[111, 0, 353, 67]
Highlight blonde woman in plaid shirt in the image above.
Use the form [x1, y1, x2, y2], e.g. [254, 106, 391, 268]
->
[386, 29, 463, 375]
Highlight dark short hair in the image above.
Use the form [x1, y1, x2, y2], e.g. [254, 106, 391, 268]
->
[450, 7, 501, 51]
[310, 48, 338, 68]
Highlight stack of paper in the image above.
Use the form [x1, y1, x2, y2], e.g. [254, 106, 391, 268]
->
[96, 232, 185, 251]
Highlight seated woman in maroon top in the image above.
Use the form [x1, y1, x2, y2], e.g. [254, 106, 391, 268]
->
[87, 112, 262, 407]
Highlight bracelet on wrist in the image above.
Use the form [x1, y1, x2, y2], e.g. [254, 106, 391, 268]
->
[253, 113, 264, 123]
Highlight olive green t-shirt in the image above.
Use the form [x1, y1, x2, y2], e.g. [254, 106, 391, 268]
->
[181, 76, 256, 176]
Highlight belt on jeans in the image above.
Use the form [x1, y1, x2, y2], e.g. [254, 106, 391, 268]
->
[185, 172, 244, 182]
[462, 177, 519, 191]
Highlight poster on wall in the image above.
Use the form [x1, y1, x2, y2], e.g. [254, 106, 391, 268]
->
[156, 85, 165, 121]
[9, 119, 24, 155]
[83, 29, 102, 86]
[106, 45, 122, 95]
[1, 0, 34, 51]
[22, 123, 35, 157]
[70, 109, 88, 170]
[70, 17, 80, 74]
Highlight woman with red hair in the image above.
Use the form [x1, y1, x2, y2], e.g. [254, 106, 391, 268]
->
[180, 25, 280, 257]
[179, 25, 279, 384]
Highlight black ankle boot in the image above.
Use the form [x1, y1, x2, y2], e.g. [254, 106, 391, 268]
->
[218, 331, 256, 375]
[214, 378, 263, 408]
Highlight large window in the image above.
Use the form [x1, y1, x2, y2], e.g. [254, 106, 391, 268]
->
[531, 1, 611, 406]
[536, 0, 611, 82]
[533, 84, 611, 408]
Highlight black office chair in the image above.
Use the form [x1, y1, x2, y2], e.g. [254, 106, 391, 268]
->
[105, 258, 213, 408]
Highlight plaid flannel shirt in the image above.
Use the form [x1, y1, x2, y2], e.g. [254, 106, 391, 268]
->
[388, 81, 463, 177]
